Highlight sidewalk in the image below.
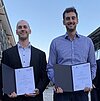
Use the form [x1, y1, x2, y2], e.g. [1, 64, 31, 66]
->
[43, 87, 53, 101]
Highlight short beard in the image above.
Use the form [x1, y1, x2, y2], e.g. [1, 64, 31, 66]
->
[19, 35, 29, 41]
[66, 26, 76, 32]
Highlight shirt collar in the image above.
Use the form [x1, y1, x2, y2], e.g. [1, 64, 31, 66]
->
[17, 42, 31, 48]
[65, 32, 80, 39]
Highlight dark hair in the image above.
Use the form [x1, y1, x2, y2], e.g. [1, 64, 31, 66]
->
[63, 7, 78, 19]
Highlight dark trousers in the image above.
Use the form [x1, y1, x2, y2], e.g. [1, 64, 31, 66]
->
[54, 91, 88, 101]
[2, 94, 43, 101]
[97, 90, 100, 101]
[91, 88, 98, 101]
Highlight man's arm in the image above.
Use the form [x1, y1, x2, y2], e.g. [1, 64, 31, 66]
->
[36, 52, 50, 93]
[47, 41, 57, 83]
[87, 38, 97, 80]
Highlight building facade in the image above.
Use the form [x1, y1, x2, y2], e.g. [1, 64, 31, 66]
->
[0, 0, 16, 63]
[88, 27, 100, 60]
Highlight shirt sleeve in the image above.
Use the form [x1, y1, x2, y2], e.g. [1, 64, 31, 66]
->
[47, 40, 57, 83]
[87, 38, 97, 80]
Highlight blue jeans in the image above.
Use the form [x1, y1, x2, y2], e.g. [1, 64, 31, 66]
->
[53, 91, 88, 101]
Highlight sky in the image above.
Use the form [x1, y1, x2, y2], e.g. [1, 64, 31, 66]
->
[3, 0, 100, 59]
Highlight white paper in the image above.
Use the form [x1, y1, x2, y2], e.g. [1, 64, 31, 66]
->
[72, 63, 92, 91]
[15, 67, 35, 95]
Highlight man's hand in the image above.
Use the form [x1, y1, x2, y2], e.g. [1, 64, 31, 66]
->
[84, 87, 92, 92]
[25, 88, 39, 97]
[54, 86, 63, 93]
[8, 92, 17, 98]
[84, 84, 96, 92]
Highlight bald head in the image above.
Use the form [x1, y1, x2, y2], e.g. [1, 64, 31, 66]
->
[16, 20, 30, 29]
[16, 20, 31, 41]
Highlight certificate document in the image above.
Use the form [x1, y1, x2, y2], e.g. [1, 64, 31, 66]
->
[54, 63, 92, 92]
[15, 67, 35, 95]
[72, 63, 92, 91]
